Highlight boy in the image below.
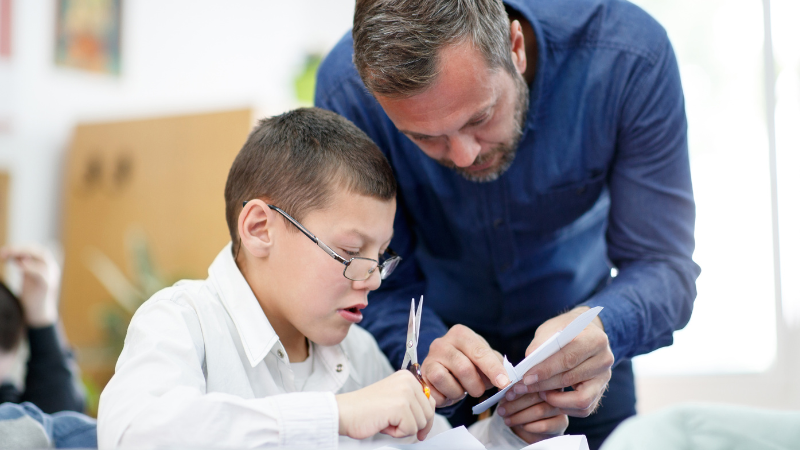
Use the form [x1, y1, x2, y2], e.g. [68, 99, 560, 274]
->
[97, 108, 438, 449]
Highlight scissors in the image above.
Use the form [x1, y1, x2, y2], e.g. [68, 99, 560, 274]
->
[401, 296, 431, 398]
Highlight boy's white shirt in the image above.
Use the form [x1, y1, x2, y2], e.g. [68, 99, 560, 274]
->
[97, 244, 528, 449]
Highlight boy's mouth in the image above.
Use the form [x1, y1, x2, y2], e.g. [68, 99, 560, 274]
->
[338, 304, 367, 324]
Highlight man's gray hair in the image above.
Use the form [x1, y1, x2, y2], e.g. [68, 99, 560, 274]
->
[353, 0, 515, 98]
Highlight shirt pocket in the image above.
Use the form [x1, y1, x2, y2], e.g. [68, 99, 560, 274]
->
[511, 169, 608, 239]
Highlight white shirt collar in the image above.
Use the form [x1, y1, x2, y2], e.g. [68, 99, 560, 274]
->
[205, 244, 361, 387]
[208, 243, 279, 368]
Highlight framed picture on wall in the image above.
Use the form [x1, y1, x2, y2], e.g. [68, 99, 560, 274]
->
[55, 0, 121, 75]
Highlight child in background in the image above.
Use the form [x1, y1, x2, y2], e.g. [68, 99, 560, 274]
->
[0, 246, 85, 413]
[98, 108, 438, 449]
[0, 246, 96, 449]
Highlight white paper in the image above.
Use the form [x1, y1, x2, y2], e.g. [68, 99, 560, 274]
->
[372, 426, 486, 450]
[472, 307, 603, 415]
[521, 435, 589, 450]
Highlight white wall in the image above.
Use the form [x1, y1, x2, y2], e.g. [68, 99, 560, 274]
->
[0, 0, 356, 249]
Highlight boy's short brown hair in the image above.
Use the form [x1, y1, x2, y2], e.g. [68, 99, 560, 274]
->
[224, 107, 397, 248]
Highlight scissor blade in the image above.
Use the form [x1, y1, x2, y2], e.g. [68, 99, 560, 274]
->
[401, 298, 417, 369]
[415, 295, 424, 341]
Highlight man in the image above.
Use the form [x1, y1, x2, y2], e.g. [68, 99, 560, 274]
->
[315, 0, 700, 447]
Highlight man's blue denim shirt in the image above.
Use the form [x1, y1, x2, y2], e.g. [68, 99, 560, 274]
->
[315, 0, 701, 373]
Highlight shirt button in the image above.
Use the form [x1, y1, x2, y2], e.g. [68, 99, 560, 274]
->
[277, 349, 284, 358]
[336, 364, 343, 372]
[493, 218, 504, 229]
[576, 186, 586, 195]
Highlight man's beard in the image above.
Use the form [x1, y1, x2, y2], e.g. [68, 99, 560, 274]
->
[438, 72, 530, 183]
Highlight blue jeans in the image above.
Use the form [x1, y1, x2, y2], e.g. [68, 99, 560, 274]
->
[0, 402, 96, 448]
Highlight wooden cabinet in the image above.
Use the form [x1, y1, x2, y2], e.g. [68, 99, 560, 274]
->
[60, 109, 252, 394]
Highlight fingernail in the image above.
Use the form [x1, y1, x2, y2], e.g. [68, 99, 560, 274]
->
[496, 374, 510, 387]
[505, 392, 516, 401]
[513, 384, 527, 394]
[539, 390, 547, 400]
[497, 406, 506, 416]
[504, 418, 511, 426]
[524, 374, 538, 385]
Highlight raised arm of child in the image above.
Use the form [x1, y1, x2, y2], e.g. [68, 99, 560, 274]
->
[0, 245, 85, 414]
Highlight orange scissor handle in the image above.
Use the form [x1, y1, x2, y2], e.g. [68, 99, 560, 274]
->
[408, 363, 431, 398]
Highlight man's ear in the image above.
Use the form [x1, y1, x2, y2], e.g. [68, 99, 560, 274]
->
[238, 199, 276, 258]
[509, 19, 527, 75]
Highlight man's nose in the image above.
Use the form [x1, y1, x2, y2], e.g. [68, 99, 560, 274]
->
[447, 134, 481, 167]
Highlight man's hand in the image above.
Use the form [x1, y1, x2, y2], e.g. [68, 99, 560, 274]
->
[336, 370, 436, 441]
[421, 324, 510, 407]
[504, 307, 613, 418]
[0, 246, 61, 328]
[497, 392, 569, 444]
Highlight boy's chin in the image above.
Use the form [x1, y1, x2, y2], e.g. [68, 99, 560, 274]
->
[304, 322, 352, 347]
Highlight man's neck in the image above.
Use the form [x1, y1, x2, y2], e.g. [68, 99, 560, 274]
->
[507, 9, 538, 85]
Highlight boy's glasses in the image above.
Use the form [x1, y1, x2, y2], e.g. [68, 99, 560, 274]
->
[243, 201, 401, 281]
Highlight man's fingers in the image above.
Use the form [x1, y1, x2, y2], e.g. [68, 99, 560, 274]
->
[515, 414, 569, 436]
[449, 325, 510, 389]
[525, 351, 613, 393]
[524, 336, 597, 387]
[539, 377, 609, 417]
[445, 348, 490, 397]
[497, 392, 544, 417]
[503, 400, 563, 428]
[422, 360, 468, 404]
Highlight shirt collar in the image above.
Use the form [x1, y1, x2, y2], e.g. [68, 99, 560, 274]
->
[207, 243, 279, 368]
[206, 243, 361, 385]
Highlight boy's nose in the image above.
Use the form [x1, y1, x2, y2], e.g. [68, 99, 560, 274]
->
[356, 268, 382, 291]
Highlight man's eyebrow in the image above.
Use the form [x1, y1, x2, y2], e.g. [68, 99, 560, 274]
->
[398, 104, 495, 140]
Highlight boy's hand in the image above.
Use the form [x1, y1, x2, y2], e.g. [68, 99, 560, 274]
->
[336, 370, 436, 441]
[0, 246, 61, 327]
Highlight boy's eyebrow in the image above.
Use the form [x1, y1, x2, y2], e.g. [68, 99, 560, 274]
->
[341, 229, 395, 247]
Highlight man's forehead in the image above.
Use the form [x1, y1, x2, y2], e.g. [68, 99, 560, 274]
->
[375, 42, 501, 134]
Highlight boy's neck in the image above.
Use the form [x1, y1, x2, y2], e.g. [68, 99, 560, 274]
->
[236, 256, 310, 363]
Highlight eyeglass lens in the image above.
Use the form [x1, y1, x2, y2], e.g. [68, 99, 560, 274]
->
[344, 258, 378, 281]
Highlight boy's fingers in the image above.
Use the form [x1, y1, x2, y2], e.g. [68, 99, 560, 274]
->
[415, 396, 437, 441]
[417, 415, 435, 441]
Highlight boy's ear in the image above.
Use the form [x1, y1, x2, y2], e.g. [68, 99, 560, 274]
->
[238, 199, 276, 258]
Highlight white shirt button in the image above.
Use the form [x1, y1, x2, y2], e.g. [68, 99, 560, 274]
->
[336, 364, 343, 372]
[277, 349, 284, 358]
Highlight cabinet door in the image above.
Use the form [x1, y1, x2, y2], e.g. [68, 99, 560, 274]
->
[60, 109, 252, 389]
